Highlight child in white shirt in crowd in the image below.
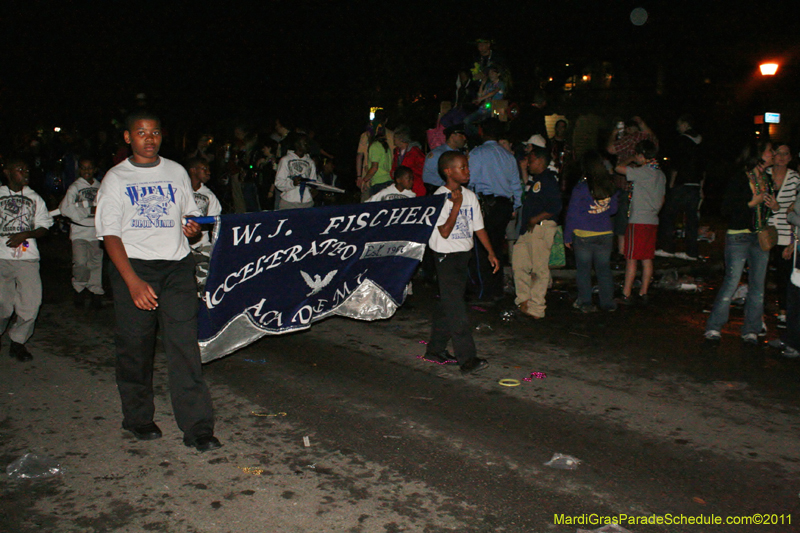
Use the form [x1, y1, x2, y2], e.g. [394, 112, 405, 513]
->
[367, 166, 416, 202]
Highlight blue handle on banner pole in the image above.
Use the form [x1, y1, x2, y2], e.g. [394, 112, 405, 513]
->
[185, 216, 217, 225]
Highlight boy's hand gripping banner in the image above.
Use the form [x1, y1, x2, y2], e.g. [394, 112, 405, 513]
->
[198, 196, 445, 362]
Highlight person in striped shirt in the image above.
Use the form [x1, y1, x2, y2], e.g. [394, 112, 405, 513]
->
[766, 143, 800, 326]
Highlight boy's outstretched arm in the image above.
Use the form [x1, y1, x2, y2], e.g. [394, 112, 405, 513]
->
[474, 228, 499, 273]
[104, 235, 159, 311]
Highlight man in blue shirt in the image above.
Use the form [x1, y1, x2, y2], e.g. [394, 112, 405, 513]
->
[466, 118, 522, 303]
[513, 145, 562, 318]
[422, 125, 467, 194]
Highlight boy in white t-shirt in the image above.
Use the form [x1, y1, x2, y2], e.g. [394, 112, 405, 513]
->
[424, 152, 498, 375]
[59, 156, 104, 309]
[367, 166, 416, 202]
[95, 110, 221, 452]
[185, 157, 222, 296]
[0, 157, 54, 362]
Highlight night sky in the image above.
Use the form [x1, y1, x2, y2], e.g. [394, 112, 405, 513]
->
[2, 0, 799, 151]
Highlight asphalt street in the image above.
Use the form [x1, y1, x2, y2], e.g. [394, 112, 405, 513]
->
[1, 232, 799, 532]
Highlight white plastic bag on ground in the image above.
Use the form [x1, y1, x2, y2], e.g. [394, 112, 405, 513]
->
[6, 453, 63, 479]
[543, 452, 581, 470]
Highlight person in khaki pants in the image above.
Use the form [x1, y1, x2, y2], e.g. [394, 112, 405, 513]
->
[513, 146, 562, 319]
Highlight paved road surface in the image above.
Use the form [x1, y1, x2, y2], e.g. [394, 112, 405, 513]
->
[1, 234, 798, 532]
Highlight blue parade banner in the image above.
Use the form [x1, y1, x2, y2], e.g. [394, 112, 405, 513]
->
[198, 195, 445, 362]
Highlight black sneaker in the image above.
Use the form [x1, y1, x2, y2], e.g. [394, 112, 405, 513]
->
[125, 422, 162, 441]
[460, 357, 489, 375]
[638, 294, 650, 306]
[9, 342, 32, 362]
[618, 295, 635, 307]
[184, 434, 222, 452]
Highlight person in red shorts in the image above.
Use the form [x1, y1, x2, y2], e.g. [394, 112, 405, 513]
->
[614, 140, 665, 305]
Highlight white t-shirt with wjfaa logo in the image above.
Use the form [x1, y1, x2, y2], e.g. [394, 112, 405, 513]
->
[95, 157, 200, 261]
[427, 186, 484, 254]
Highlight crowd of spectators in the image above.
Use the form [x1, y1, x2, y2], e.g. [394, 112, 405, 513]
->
[2, 36, 800, 375]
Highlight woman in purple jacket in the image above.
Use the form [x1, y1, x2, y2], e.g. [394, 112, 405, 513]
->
[565, 151, 619, 312]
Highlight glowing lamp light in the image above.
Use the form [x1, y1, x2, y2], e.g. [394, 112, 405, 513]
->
[759, 62, 779, 76]
[54, 127, 61, 132]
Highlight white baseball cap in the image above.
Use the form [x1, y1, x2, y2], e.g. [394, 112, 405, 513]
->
[522, 134, 547, 148]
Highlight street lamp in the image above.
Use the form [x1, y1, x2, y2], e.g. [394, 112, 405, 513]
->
[759, 62, 779, 76]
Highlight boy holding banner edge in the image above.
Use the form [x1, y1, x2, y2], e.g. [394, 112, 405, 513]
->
[95, 110, 221, 452]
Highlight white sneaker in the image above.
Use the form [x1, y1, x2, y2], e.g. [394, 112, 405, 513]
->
[742, 333, 759, 345]
[654, 249, 674, 258]
[768, 338, 786, 349]
[704, 330, 721, 341]
[782, 346, 800, 358]
[674, 252, 698, 261]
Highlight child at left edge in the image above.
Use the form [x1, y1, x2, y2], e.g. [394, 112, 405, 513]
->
[0, 157, 54, 362]
[424, 151, 498, 375]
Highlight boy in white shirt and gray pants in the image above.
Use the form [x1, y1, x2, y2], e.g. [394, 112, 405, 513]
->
[0, 157, 54, 362]
[59, 155, 104, 309]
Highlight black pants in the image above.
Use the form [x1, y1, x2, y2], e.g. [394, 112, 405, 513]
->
[109, 254, 214, 440]
[428, 251, 476, 365]
[784, 280, 800, 350]
[771, 245, 793, 311]
[657, 184, 701, 257]
[468, 194, 512, 300]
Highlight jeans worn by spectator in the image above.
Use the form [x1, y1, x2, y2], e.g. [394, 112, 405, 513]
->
[573, 233, 615, 310]
[706, 232, 769, 336]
